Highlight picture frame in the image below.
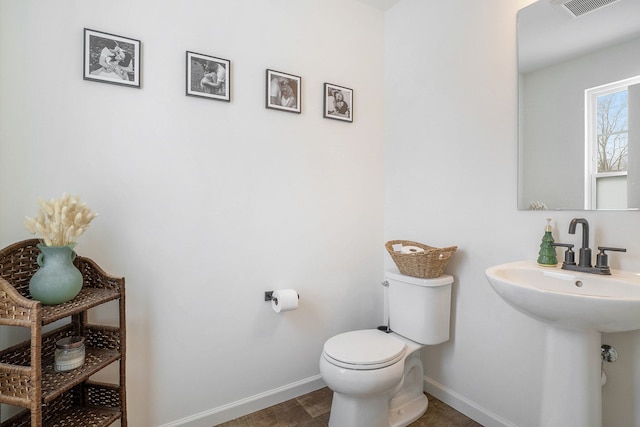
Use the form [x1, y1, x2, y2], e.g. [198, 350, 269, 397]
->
[83, 28, 141, 88]
[186, 51, 231, 102]
[266, 69, 301, 114]
[323, 83, 353, 122]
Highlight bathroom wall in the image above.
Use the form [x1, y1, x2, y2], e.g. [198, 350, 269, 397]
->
[385, 0, 640, 426]
[0, 1, 385, 425]
[3, 1, 640, 426]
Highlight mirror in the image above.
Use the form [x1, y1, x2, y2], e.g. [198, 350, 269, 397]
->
[517, 0, 640, 210]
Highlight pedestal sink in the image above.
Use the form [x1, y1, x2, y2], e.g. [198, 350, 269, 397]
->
[485, 260, 640, 427]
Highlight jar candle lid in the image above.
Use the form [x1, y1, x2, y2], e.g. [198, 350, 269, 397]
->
[56, 336, 85, 349]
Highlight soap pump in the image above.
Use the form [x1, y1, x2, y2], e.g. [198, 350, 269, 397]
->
[537, 218, 558, 266]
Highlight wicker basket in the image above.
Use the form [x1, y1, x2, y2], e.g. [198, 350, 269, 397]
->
[385, 240, 457, 279]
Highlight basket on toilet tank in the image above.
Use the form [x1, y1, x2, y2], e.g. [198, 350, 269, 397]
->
[385, 240, 457, 279]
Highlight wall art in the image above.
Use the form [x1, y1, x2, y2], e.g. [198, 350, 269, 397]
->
[83, 28, 141, 88]
[323, 83, 353, 122]
[266, 69, 301, 114]
[186, 51, 230, 102]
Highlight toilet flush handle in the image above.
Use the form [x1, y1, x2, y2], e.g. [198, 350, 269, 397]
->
[381, 281, 389, 287]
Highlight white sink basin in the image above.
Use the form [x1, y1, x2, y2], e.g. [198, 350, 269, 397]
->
[485, 260, 640, 333]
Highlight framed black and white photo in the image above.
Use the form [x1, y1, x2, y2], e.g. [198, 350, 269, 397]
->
[83, 28, 140, 88]
[266, 69, 301, 114]
[324, 83, 353, 122]
[186, 51, 231, 102]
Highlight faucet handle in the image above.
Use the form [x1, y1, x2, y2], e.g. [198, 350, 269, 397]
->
[595, 247, 627, 269]
[551, 243, 575, 266]
[597, 246, 627, 253]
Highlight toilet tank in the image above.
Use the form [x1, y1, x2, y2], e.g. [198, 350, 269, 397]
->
[385, 269, 453, 345]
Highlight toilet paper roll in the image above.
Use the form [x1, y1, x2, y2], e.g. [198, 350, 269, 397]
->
[400, 245, 425, 254]
[272, 289, 299, 313]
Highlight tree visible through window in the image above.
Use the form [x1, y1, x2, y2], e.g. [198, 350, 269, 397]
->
[585, 75, 640, 209]
[597, 90, 628, 173]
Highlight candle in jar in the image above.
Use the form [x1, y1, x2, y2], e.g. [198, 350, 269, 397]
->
[54, 336, 85, 372]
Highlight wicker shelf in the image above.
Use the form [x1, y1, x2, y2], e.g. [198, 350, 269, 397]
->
[40, 289, 121, 325]
[41, 348, 121, 403]
[2, 383, 122, 427]
[0, 239, 127, 427]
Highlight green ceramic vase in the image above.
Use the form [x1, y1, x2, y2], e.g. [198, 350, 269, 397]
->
[29, 244, 83, 305]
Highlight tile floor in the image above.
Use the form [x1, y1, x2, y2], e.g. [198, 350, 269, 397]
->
[216, 387, 483, 426]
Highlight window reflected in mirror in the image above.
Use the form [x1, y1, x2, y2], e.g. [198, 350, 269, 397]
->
[586, 76, 640, 209]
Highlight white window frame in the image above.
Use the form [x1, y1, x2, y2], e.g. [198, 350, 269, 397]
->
[584, 75, 640, 209]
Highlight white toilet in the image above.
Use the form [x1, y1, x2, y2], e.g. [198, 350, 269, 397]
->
[319, 269, 453, 427]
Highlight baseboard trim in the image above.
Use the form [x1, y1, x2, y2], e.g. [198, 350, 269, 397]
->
[423, 376, 517, 427]
[159, 375, 326, 427]
[159, 372, 515, 426]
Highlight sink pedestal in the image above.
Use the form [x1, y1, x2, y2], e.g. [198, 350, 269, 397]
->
[540, 327, 601, 427]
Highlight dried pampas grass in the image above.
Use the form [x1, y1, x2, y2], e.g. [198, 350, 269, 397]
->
[24, 193, 98, 246]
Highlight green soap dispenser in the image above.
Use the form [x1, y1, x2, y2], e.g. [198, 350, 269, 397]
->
[537, 218, 558, 266]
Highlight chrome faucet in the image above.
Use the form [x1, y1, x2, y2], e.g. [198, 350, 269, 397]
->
[552, 218, 626, 275]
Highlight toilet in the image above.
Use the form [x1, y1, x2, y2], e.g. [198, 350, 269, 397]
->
[319, 269, 453, 427]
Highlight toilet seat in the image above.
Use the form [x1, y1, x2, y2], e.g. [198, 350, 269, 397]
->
[323, 330, 406, 370]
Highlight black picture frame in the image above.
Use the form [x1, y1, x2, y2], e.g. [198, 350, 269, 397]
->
[83, 28, 141, 88]
[323, 83, 353, 122]
[266, 69, 301, 114]
[186, 51, 231, 102]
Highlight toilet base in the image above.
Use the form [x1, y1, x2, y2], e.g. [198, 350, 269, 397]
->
[325, 338, 428, 427]
[328, 392, 392, 427]
[388, 348, 428, 427]
[327, 387, 428, 427]
[389, 392, 428, 427]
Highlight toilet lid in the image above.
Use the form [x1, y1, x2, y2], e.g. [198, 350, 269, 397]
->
[323, 330, 406, 370]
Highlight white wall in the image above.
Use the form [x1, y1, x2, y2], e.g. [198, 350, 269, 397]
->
[385, 1, 640, 426]
[0, 1, 385, 425]
[4, 1, 640, 426]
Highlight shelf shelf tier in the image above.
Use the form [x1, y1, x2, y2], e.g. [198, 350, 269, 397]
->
[2, 382, 123, 427]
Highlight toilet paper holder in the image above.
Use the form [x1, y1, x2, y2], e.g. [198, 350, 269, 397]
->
[264, 290, 300, 305]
